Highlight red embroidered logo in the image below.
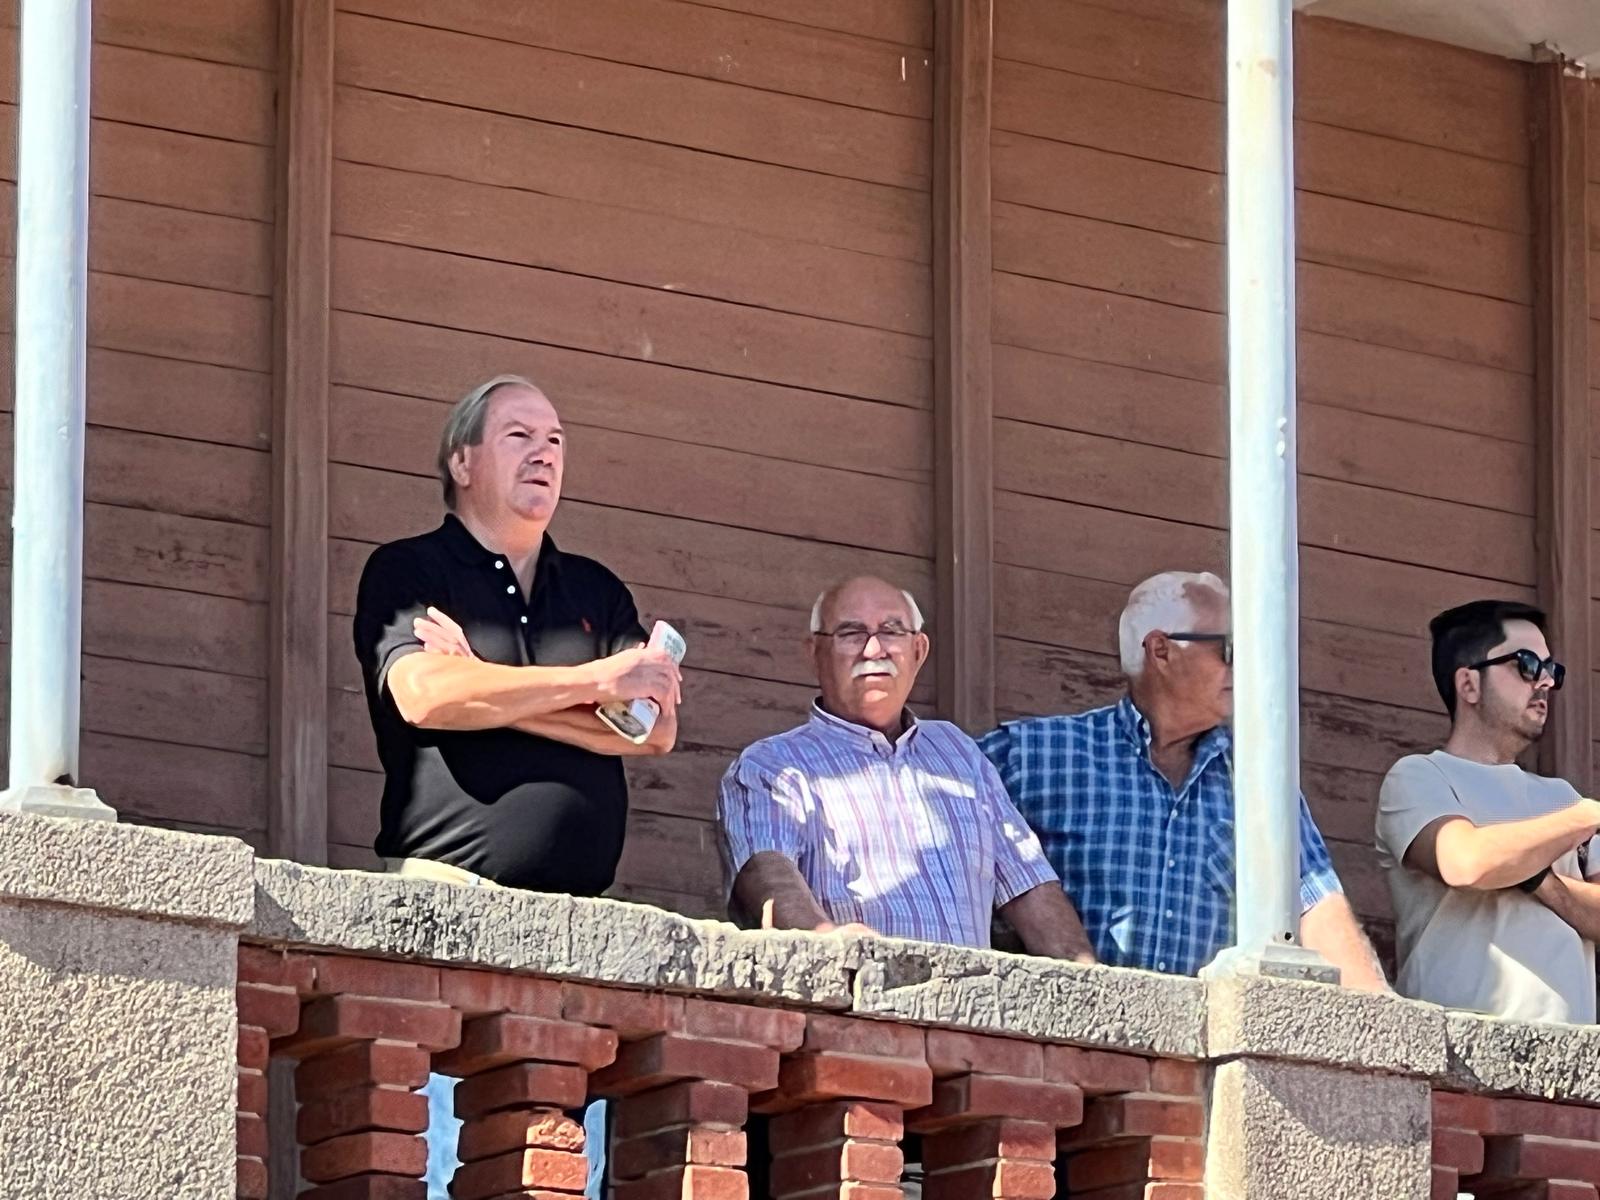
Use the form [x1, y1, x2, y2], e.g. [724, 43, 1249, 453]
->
[581, 617, 593, 634]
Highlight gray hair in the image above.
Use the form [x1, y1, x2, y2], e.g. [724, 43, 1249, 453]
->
[437, 374, 539, 508]
[1117, 570, 1227, 677]
[809, 584, 925, 633]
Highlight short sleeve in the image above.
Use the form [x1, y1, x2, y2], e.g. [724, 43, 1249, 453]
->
[980, 756, 1059, 906]
[604, 576, 649, 657]
[352, 544, 438, 700]
[716, 750, 810, 896]
[1375, 755, 1464, 872]
[1295, 793, 1343, 913]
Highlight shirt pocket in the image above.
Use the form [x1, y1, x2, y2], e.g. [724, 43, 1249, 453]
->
[1202, 816, 1237, 899]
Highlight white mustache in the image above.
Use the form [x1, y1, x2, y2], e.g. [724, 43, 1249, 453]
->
[852, 659, 898, 679]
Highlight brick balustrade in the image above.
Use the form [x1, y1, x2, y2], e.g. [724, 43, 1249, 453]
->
[236, 948, 1208, 1199]
[1433, 1091, 1600, 1199]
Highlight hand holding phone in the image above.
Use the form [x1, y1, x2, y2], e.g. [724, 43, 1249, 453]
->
[597, 621, 686, 744]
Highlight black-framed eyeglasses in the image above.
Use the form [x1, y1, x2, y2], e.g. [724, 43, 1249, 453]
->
[815, 624, 916, 654]
[1167, 632, 1233, 665]
[1467, 648, 1565, 691]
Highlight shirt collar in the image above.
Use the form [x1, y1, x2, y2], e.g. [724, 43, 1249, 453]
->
[808, 701, 921, 752]
[440, 514, 558, 578]
[1114, 694, 1231, 766]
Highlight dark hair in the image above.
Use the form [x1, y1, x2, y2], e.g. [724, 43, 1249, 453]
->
[1428, 600, 1548, 718]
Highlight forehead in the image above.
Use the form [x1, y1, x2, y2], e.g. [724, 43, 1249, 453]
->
[485, 385, 559, 428]
[1494, 618, 1549, 654]
[828, 582, 912, 625]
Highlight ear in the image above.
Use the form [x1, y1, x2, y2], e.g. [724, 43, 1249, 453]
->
[1454, 664, 1480, 708]
[910, 631, 930, 670]
[803, 633, 824, 675]
[1145, 630, 1171, 671]
[448, 446, 472, 490]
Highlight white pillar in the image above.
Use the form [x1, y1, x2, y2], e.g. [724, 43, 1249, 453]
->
[1205, 0, 1327, 981]
[2, 0, 112, 819]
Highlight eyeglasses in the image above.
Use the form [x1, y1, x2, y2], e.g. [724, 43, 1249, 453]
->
[1167, 632, 1233, 665]
[1467, 648, 1565, 690]
[816, 625, 916, 654]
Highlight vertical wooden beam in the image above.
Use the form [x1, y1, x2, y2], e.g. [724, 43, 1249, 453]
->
[267, 0, 332, 863]
[932, 0, 995, 733]
[1530, 53, 1592, 792]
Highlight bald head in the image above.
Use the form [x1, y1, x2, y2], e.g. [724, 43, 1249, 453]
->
[810, 577, 924, 635]
[806, 576, 929, 736]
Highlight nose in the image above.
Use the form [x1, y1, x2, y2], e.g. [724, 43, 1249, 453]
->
[862, 633, 887, 658]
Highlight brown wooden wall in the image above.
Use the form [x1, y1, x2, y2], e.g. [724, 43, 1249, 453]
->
[0, 0, 1584, 950]
[0, 0, 278, 845]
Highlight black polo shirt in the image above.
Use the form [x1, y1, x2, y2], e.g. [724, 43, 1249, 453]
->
[352, 515, 646, 894]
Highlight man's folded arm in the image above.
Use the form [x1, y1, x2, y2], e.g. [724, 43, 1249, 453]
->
[1405, 803, 1600, 891]
[509, 695, 677, 757]
[1531, 871, 1600, 941]
[386, 652, 611, 729]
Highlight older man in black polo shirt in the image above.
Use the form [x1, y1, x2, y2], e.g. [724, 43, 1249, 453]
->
[353, 373, 682, 894]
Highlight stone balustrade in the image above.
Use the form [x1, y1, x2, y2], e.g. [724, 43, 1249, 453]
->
[6, 814, 1600, 1199]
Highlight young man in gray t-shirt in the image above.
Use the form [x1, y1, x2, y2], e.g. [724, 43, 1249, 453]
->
[1377, 600, 1600, 1023]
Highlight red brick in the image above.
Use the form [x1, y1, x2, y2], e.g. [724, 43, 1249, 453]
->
[1042, 1047, 1151, 1096]
[836, 1186, 902, 1200]
[1547, 1183, 1600, 1200]
[295, 1041, 432, 1099]
[237, 1025, 270, 1072]
[237, 1111, 268, 1160]
[925, 1031, 1043, 1081]
[1431, 1125, 1483, 1174]
[911, 1075, 1082, 1131]
[311, 956, 441, 1002]
[239, 945, 315, 991]
[921, 1120, 1057, 1171]
[614, 1081, 752, 1140]
[438, 1014, 618, 1077]
[459, 1110, 587, 1163]
[1065, 1138, 1202, 1190]
[924, 1159, 1054, 1200]
[593, 1034, 775, 1096]
[1429, 1166, 1458, 1200]
[681, 999, 806, 1051]
[443, 969, 564, 1018]
[613, 1127, 747, 1180]
[1059, 1096, 1203, 1146]
[1431, 1090, 1495, 1131]
[802, 1015, 925, 1060]
[770, 1139, 904, 1193]
[282, 995, 461, 1058]
[611, 1164, 748, 1200]
[563, 984, 685, 1038]
[1147, 1061, 1203, 1097]
[300, 1177, 428, 1200]
[237, 1068, 268, 1116]
[236, 1154, 268, 1200]
[768, 1101, 904, 1151]
[239, 982, 302, 1039]
[1144, 1186, 1204, 1200]
[455, 1062, 592, 1120]
[450, 1147, 591, 1199]
[297, 1086, 430, 1145]
[300, 1131, 429, 1184]
[1482, 1134, 1600, 1182]
[1486, 1096, 1600, 1142]
[772, 1053, 932, 1110]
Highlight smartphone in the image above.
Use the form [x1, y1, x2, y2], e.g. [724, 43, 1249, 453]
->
[596, 620, 687, 744]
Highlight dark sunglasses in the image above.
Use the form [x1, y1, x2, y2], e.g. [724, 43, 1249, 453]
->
[1167, 632, 1233, 665]
[1467, 648, 1565, 690]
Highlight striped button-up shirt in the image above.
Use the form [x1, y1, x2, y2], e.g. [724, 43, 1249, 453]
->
[979, 697, 1342, 976]
[717, 704, 1059, 948]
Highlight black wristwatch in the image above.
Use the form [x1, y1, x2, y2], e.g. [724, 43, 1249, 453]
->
[1515, 867, 1551, 894]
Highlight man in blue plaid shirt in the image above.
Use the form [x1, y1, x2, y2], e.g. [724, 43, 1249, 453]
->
[981, 570, 1387, 986]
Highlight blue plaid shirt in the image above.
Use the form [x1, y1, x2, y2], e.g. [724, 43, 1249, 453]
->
[979, 697, 1342, 977]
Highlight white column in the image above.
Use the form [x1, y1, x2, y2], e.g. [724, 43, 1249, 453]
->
[1205, 0, 1327, 980]
[2, 0, 112, 819]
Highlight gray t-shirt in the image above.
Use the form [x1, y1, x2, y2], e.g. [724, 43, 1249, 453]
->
[1376, 751, 1595, 1023]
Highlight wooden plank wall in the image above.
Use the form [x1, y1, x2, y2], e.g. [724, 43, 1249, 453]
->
[318, 0, 937, 914]
[0, 0, 278, 844]
[987, 0, 1537, 956]
[1588, 80, 1600, 790]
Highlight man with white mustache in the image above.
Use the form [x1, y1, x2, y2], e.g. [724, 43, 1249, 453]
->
[716, 575, 1096, 958]
[1379, 599, 1600, 1020]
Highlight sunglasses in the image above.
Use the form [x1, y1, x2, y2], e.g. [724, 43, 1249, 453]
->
[1467, 648, 1565, 691]
[1167, 632, 1233, 665]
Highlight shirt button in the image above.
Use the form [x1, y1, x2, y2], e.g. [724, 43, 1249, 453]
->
[506, 585, 516, 595]
[1157, 961, 1168, 971]
[519, 616, 528, 625]
[494, 560, 504, 569]
[1165, 909, 1174, 919]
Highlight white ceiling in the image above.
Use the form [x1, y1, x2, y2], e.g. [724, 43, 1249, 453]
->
[1295, 0, 1600, 69]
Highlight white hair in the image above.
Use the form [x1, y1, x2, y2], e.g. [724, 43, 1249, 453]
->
[1117, 571, 1228, 677]
[809, 584, 925, 633]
